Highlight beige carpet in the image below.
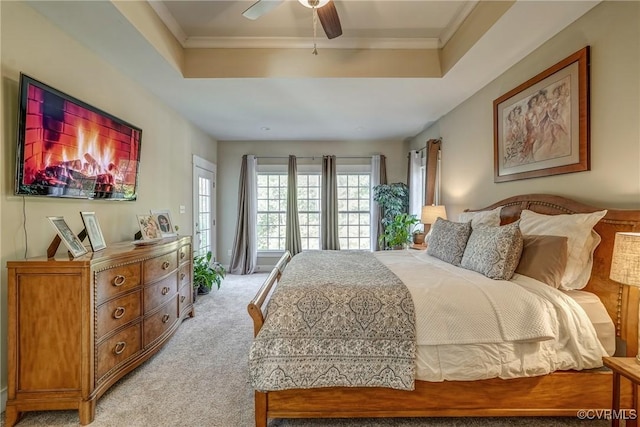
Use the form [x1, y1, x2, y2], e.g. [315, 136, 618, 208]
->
[1, 273, 609, 427]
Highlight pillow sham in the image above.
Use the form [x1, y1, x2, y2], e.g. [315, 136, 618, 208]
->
[458, 206, 502, 228]
[460, 221, 524, 280]
[518, 209, 607, 290]
[515, 235, 568, 288]
[426, 218, 472, 266]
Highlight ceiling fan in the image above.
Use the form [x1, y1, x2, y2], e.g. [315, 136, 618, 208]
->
[242, 0, 343, 40]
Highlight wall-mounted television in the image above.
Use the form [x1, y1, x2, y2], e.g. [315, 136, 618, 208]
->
[15, 74, 142, 200]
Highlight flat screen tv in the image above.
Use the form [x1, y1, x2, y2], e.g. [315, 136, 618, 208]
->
[15, 74, 142, 200]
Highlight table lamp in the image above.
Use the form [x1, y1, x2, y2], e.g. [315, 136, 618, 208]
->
[421, 205, 447, 234]
[610, 232, 640, 363]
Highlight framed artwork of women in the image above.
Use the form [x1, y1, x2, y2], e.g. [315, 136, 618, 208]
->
[493, 46, 590, 182]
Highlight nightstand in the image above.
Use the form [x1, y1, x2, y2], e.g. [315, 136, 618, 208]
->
[409, 243, 427, 250]
[602, 357, 639, 427]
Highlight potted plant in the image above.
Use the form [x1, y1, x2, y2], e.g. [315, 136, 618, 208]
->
[378, 213, 419, 250]
[193, 251, 226, 299]
[373, 183, 413, 249]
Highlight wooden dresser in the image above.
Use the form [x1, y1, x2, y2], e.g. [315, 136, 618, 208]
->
[5, 236, 194, 426]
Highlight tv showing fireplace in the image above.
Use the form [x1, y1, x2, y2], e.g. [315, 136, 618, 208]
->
[15, 74, 142, 200]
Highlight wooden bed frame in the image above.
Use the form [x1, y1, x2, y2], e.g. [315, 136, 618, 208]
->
[247, 194, 640, 427]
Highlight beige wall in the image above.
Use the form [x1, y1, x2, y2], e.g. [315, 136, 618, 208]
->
[217, 140, 408, 267]
[0, 2, 217, 409]
[410, 1, 640, 219]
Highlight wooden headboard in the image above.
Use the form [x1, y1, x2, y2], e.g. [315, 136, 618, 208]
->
[467, 194, 640, 357]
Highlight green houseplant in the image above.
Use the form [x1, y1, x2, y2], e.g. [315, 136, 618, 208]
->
[378, 213, 419, 250]
[193, 251, 226, 297]
[373, 183, 413, 249]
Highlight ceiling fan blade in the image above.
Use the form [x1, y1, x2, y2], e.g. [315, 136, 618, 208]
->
[242, 0, 284, 20]
[317, 0, 342, 39]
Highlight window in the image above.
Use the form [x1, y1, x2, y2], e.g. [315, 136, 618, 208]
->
[257, 174, 287, 251]
[297, 174, 321, 250]
[337, 173, 371, 250]
[256, 168, 371, 252]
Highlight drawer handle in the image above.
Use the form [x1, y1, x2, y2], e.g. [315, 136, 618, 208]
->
[113, 306, 126, 319]
[180, 273, 186, 281]
[113, 341, 126, 355]
[180, 295, 186, 303]
[162, 261, 170, 270]
[162, 314, 170, 323]
[161, 286, 170, 296]
[180, 252, 185, 259]
[113, 275, 126, 287]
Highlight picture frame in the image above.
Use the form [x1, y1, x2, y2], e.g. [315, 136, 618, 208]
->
[80, 212, 107, 251]
[493, 46, 590, 183]
[137, 214, 163, 240]
[47, 216, 88, 258]
[151, 209, 176, 237]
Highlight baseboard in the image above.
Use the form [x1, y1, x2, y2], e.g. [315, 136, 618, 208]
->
[254, 265, 273, 273]
[1, 385, 7, 413]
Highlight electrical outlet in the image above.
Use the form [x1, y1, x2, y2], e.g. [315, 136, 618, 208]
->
[179, 205, 186, 214]
[227, 249, 232, 256]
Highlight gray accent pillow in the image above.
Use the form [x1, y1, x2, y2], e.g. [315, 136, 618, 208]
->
[426, 218, 472, 266]
[460, 221, 524, 280]
[515, 235, 568, 288]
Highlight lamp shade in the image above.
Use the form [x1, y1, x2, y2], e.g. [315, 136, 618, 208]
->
[421, 205, 447, 225]
[610, 232, 640, 287]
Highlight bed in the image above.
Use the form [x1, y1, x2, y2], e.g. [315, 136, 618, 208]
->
[247, 194, 640, 427]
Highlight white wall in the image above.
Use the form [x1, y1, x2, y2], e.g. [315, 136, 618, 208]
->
[410, 1, 640, 219]
[217, 140, 408, 267]
[0, 2, 217, 410]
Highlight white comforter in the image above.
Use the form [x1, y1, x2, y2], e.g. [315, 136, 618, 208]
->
[374, 250, 608, 382]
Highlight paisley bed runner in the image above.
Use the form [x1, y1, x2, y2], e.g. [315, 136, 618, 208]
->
[249, 250, 416, 391]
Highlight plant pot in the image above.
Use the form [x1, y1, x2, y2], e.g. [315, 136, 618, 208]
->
[197, 285, 211, 295]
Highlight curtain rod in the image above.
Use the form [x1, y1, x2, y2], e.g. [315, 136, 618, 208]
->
[257, 156, 373, 160]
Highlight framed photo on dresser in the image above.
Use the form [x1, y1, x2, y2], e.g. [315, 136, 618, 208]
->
[80, 212, 106, 251]
[47, 216, 88, 258]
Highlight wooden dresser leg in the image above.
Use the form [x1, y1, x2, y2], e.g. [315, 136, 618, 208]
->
[79, 399, 96, 425]
[255, 391, 267, 427]
[4, 406, 22, 427]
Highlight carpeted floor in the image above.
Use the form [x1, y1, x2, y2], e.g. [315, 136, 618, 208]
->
[1, 273, 610, 427]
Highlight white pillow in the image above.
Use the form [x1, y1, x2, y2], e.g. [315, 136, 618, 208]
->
[518, 209, 607, 290]
[458, 206, 502, 228]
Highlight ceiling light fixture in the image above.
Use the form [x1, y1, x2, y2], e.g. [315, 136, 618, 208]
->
[298, 0, 329, 55]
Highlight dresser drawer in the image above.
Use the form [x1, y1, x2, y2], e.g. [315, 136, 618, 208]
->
[178, 244, 191, 265]
[96, 291, 142, 340]
[178, 283, 192, 315]
[96, 323, 142, 381]
[96, 263, 142, 303]
[178, 263, 191, 288]
[144, 274, 177, 313]
[143, 297, 178, 347]
[144, 252, 177, 284]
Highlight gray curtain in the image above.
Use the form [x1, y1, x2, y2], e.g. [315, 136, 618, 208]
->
[375, 155, 387, 251]
[321, 155, 340, 250]
[229, 154, 257, 274]
[285, 155, 302, 256]
[370, 154, 386, 251]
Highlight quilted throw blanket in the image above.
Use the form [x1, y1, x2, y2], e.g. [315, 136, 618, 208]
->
[249, 250, 416, 392]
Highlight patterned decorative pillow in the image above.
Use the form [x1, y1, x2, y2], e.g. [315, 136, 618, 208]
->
[426, 218, 472, 266]
[460, 221, 524, 280]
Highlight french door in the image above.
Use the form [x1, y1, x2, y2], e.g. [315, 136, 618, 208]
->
[192, 155, 217, 259]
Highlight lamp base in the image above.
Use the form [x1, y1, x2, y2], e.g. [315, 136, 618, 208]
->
[636, 354, 640, 364]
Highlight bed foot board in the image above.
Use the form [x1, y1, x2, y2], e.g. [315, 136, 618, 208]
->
[255, 391, 267, 427]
